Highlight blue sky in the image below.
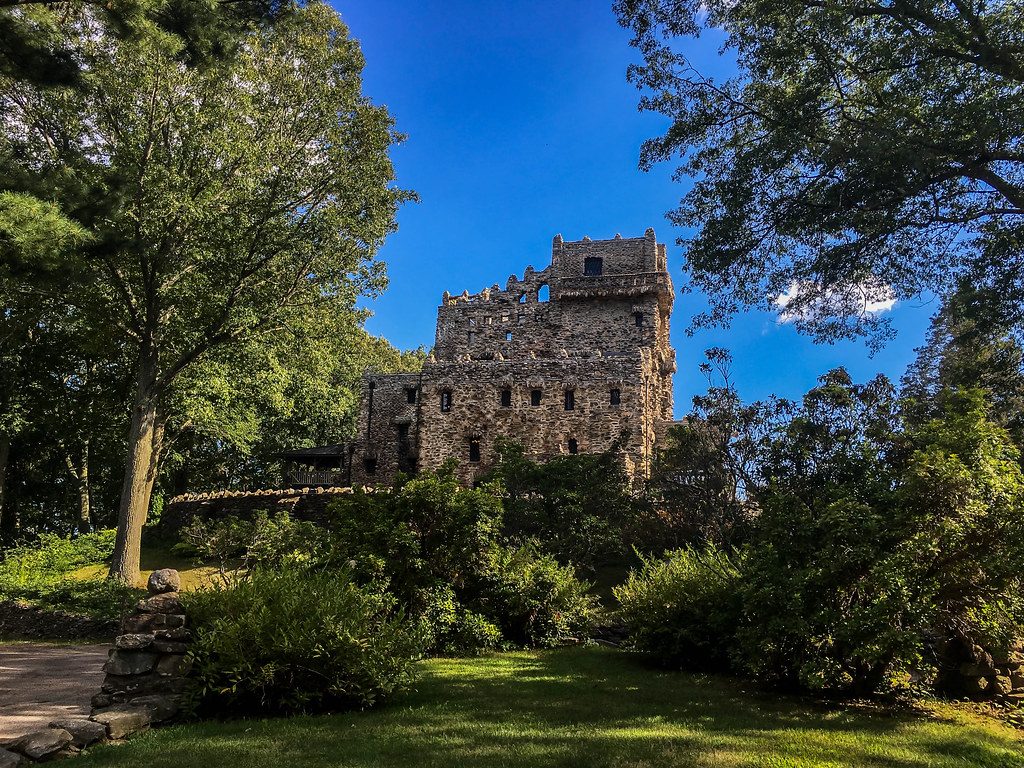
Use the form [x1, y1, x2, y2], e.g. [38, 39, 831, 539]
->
[338, 0, 937, 415]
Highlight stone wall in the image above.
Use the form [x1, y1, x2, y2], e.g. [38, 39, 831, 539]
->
[937, 636, 1024, 704]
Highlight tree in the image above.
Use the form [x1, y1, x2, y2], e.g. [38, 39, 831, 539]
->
[616, 0, 1024, 346]
[902, 282, 1024, 445]
[1, 2, 410, 581]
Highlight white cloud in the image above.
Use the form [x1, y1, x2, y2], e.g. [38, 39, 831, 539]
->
[774, 280, 896, 324]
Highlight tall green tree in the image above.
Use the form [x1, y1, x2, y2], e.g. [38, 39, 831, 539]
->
[1, 2, 410, 581]
[616, 0, 1024, 345]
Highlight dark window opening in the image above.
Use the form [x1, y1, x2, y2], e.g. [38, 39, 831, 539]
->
[564, 389, 575, 411]
[405, 387, 417, 404]
[610, 388, 621, 406]
[469, 440, 481, 463]
[530, 389, 542, 407]
[584, 257, 603, 276]
[396, 423, 409, 450]
[363, 456, 377, 474]
[440, 391, 452, 412]
[468, 331, 476, 344]
[567, 439, 578, 454]
[634, 311, 644, 327]
[500, 388, 512, 408]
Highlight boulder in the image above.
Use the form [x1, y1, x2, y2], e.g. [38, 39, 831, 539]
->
[153, 627, 190, 641]
[122, 612, 185, 634]
[126, 694, 182, 722]
[155, 654, 191, 677]
[91, 692, 113, 710]
[136, 593, 183, 615]
[1010, 671, 1024, 690]
[152, 639, 189, 654]
[0, 748, 25, 768]
[115, 633, 154, 650]
[992, 675, 1014, 696]
[91, 707, 151, 740]
[48, 718, 107, 748]
[104, 650, 158, 676]
[8, 728, 73, 761]
[147, 569, 181, 595]
[959, 662, 995, 677]
[962, 675, 990, 698]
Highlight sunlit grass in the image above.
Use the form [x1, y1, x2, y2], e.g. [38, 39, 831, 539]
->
[75, 646, 1024, 768]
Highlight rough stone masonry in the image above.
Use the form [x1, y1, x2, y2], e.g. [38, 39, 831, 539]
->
[344, 229, 680, 486]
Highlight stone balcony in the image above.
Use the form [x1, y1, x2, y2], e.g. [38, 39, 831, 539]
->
[552, 271, 673, 303]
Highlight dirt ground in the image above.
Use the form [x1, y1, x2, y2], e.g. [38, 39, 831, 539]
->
[0, 643, 109, 743]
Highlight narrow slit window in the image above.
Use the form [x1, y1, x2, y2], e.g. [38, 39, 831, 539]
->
[530, 389, 542, 407]
[440, 391, 452, 412]
[468, 331, 476, 344]
[406, 387, 417, 404]
[469, 440, 481, 463]
[564, 389, 575, 411]
[500, 388, 512, 408]
[634, 311, 644, 327]
[583, 257, 603, 276]
[506, 332, 513, 342]
[610, 388, 621, 406]
[567, 438, 578, 455]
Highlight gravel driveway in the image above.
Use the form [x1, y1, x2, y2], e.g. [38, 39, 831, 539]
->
[0, 643, 109, 743]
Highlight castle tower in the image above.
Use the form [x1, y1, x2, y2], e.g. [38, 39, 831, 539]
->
[350, 229, 677, 486]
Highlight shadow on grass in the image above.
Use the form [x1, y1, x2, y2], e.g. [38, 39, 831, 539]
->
[76, 647, 1024, 768]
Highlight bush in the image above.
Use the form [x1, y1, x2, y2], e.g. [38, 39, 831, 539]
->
[328, 472, 598, 653]
[184, 567, 424, 716]
[419, 585, 501, 656]
[475, 545, 598, 647]
[615, 546, 742, 669]
[0, 530, 117, 589]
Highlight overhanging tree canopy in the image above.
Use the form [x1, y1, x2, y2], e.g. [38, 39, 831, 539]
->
[616, 0, 1024, 347]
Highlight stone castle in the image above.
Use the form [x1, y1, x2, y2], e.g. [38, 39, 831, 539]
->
[321, 228, 679, 486]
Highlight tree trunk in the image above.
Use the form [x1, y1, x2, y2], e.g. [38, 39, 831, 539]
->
[64, 441, 92, 533]
[109, 359, 160, 584]
[0, 432, 9, 533]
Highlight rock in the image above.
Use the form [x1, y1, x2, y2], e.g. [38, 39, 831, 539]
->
[91, 692, 113, 710]
[115, 633, 154, 650]
[962, 675, 990, 697]
[122, 612, 185, 633]
[136, 593, 183, 615]
[992, 675, 1014, 696]
[153, 627, 190, 641]
[48, 718, 108, 748]
[1010, 671, 1024, 690]
[102, 672, 188, 696]
[91, 707, 151, 740]
[0, 748, 26, 768]
[147, 569, 181, 595]
[960, 662, 995, 677]
[151, 639, 189, 654]
[103, 650, 157, 676]
[127, 694, 182, 722]
[155, 653, 191, 677]
[8, 728, 73, 760]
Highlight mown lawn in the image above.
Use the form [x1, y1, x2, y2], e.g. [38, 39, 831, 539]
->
[75, 647, 1024, 768]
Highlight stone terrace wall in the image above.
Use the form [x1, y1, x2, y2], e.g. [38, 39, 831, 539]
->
[157, 487, 372, 539]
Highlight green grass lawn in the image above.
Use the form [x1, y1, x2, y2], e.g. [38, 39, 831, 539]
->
[75, 647, 1023, 768]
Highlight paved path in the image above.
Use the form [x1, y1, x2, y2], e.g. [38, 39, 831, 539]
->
[0, 643, 109, 743]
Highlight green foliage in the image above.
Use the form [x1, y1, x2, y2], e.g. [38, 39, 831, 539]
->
[0, 530, 116, 587]
[485, 439, 645, 569]
[327, 471, 597, 651]
[184, 567, 423, 717]
[0, 529, 138, 620]
[616, 0, 1024, 346]
[177, 511, 328, 586]
[474, 545, 598, 648]
[419, 585, 501, 657]
[614, 546, 741, 669]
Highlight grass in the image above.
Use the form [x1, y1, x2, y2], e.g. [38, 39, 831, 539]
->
[75, 647, 1024, 768]
[70, 545, 221, 591]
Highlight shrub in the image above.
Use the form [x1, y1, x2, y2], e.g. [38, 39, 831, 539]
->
[184, 567, 424, 716]
[615, 546, 742, 669]
[0, 530, 117, 589]
[176, 511, 329, 585]
[474, 545, 598, 647]
[419, 585, 501, 656]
